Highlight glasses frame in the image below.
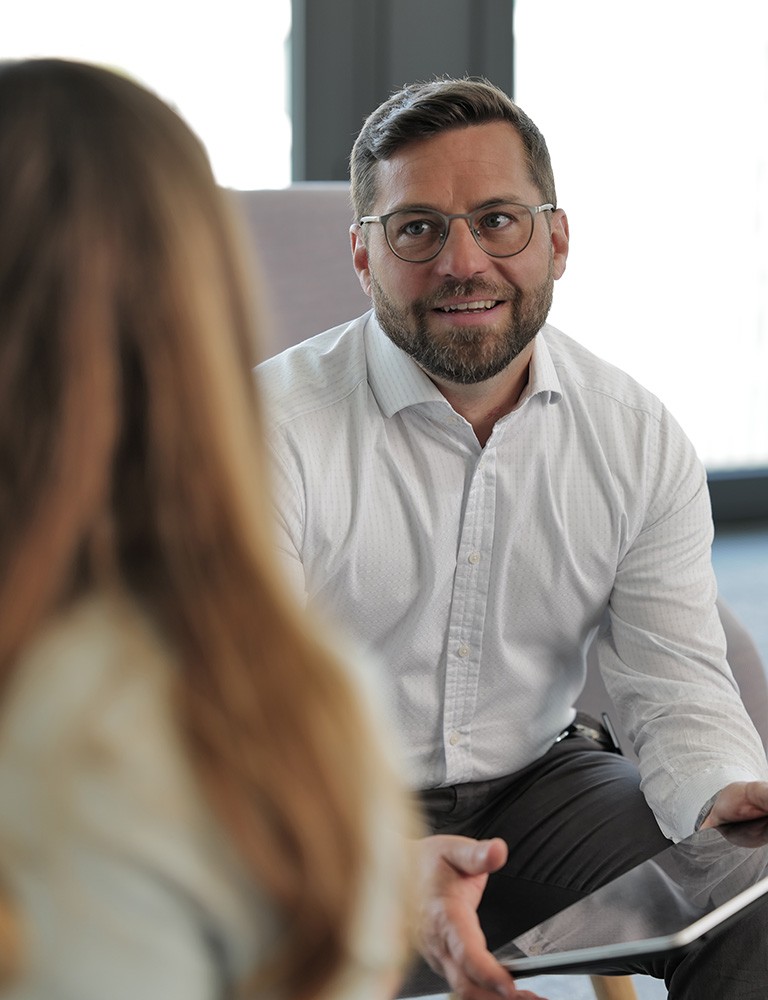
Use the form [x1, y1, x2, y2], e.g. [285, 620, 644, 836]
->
[359, 202, 555, 263]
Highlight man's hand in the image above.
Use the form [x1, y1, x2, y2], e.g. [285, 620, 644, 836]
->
[410, 834, 548, 1000]
[700, 781, 768, 830]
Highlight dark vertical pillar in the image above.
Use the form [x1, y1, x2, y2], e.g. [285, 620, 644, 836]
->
[290, 0, 515, 180]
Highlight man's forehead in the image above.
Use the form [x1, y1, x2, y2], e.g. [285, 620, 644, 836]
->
[372, 122, 533, 210]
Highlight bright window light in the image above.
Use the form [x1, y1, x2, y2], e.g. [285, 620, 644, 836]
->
[1, 0, 292, 190]
[515, 0, 768, 470]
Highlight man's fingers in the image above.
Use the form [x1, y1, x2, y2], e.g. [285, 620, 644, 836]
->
[441, 955, 528, 1000]
[705, 781, 768, 828]
[442, 953, 548, 1000]
[745, 781, 768, 813]
[443, 836, 509, 876]
[413, 835, 520, 997]
[441, 902, 537, 999]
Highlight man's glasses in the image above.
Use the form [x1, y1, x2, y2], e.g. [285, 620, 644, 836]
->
[359, 202, 554, 263]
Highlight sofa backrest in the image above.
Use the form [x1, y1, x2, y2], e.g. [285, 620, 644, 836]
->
[229, 184, 371, 360]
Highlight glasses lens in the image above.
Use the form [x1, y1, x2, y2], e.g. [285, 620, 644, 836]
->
[472, 204, 534, 257]
[384, 210, 446, 261]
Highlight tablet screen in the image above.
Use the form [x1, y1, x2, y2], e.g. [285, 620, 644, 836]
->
[495, 817, 768, 976]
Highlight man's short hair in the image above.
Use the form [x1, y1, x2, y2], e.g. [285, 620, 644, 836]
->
[349, 76, 557, 217]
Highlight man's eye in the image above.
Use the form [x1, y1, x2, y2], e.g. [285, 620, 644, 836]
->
[481, 211, 517, 230]
[401, 219, 438, 237]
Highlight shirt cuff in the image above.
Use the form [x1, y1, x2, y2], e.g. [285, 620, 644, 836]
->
[694, 792, 720, 831]
[664, 765, 765, 840]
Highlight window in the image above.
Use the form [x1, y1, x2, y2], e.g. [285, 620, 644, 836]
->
[1, 0, 292, 189]
[515, 0, 768, 469]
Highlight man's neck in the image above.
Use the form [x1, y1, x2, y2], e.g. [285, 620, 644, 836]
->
[429, 343, 534, 447]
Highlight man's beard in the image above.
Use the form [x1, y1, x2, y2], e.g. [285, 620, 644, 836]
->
[370, 264, 554, 385]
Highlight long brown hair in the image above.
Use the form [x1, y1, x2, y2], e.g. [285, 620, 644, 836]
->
[0, 58, 409, 998]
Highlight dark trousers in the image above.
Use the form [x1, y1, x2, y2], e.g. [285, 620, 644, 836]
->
[400, 731, 768, 998]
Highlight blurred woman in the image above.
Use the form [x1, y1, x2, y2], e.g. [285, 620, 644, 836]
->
[0, 58, 412, 1000]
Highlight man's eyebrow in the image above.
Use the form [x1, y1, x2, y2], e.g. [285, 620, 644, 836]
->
[475, 196, 530, 209]
[379, 201, 444, 215]
[381, 195, 531, 215]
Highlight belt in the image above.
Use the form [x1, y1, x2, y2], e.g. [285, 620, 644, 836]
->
[555, 711, 623, 754]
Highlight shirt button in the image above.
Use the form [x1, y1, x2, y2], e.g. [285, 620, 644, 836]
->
[468, 551, 481, 565]
[458, 643, 470, 657]
[449, 731, 461, 746]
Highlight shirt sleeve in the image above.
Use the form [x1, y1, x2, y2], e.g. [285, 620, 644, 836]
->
[268, 433, 309, 605]
[596, 405, 768, 841]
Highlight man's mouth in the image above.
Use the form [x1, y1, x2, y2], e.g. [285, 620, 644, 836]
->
[436, 299, 500, 313]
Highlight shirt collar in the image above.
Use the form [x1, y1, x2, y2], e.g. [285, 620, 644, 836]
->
[517, 325, 563, 409]
[365, 314, 444, 417]
[365, 314, 563, 418]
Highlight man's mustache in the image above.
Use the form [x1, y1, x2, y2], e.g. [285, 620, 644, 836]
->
[421, 279, 518, 310]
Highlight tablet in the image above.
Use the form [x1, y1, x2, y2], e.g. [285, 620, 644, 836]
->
[494, 816, 768, 977]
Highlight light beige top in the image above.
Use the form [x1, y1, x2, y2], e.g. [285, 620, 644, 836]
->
[0, 594, 404, 1000]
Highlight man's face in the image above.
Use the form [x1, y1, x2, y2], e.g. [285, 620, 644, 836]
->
[351, 122, 569, 385]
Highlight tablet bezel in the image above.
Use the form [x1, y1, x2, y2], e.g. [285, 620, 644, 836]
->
[496, 818, 768, 977]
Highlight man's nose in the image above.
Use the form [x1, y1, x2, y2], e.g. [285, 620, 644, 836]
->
[433, 219, 490, 278]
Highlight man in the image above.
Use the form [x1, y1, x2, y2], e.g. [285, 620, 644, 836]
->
[257, 78, 768, 999]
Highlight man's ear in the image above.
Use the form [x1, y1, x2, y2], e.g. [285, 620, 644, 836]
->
[551, 209, 569, 280]
[350, 224, 372, 297]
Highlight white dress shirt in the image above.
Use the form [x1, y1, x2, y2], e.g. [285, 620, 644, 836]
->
[258, 312, 768, 839]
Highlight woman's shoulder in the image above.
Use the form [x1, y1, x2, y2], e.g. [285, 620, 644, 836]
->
[0, 589, 253, 880]
[1, 592, 171, 744]
[0, 593, 268, 997]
